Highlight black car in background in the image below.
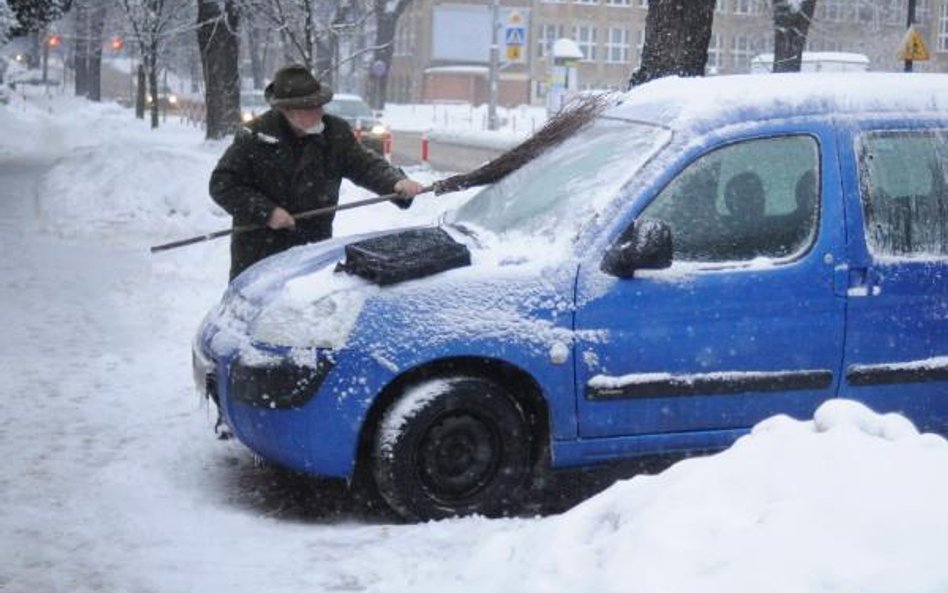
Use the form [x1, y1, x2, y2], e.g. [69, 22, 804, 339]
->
[323, 93, 390, 155]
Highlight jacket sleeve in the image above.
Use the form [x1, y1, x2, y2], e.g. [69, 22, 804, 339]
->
[336, 122, 412, 209]
[209, 132, 279, 225]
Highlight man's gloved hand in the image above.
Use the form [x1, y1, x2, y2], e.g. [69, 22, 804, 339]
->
[267, 207, 296, 230]
[394, 179, 426, 198]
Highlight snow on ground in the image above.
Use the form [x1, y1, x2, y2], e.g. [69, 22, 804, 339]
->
[2, 82, 948, 593]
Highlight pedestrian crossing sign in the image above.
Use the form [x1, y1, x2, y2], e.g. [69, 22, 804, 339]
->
[505, 26, 526, 46]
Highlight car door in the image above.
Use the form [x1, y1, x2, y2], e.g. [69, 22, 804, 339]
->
[574, 127, 846, 439]
[836, 121, 948, 434]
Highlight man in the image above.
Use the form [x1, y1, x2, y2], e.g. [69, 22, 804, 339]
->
[210, 64, 425, 280]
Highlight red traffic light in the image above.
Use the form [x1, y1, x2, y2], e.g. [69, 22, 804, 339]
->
[110, 36, 124, 51]
[47, 35, 61, 47]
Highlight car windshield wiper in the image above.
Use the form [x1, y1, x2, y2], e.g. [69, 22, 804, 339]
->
[441, 219, 484, 248]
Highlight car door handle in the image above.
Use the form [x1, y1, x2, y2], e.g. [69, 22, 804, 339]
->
[836, 265, 879, 298]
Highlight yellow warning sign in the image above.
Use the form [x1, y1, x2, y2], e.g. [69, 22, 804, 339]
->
[898, 25, 930, 61]
[506, 45, 522, 61]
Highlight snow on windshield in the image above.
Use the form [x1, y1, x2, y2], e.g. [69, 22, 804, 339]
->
[449, 118, 671, 255]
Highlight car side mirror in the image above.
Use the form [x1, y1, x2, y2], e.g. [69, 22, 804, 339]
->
[601, 218, 673, 278]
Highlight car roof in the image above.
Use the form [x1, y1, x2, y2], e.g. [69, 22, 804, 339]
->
[331, 93, 366, 103]
[608, 73, 948, 134]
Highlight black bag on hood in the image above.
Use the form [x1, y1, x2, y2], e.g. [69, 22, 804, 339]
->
[336, 227, 471, 286]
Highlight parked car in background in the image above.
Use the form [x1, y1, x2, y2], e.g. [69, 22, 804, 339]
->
[240, 90, 268, 123]
[146, 90, 179, 113]
[323, 93, 390, 155]
[193, 73, 948, 521]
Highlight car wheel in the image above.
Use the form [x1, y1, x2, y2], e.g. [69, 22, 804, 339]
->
[373, 376, 533, 521]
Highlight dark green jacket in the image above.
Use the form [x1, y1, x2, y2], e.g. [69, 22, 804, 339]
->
[210, 109, 407, 280]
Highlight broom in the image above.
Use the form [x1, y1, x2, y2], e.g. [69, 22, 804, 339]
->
[149, 94, 610, 254]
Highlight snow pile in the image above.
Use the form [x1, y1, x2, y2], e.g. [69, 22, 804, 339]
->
[441, 400, 948, 593]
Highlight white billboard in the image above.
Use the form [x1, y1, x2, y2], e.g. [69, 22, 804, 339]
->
[431, 4, 530, 64]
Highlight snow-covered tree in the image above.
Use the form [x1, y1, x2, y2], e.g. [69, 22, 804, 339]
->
[119, 0, 194, 128]
[0, 0, 19, 45]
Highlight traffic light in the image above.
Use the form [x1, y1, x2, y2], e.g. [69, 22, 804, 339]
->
[47, 35, 61, 48]
[110, 36, 124, 51]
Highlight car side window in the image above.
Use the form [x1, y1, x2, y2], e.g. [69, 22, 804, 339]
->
[641, 135, 820, 263]
[857, 131, 948, 257]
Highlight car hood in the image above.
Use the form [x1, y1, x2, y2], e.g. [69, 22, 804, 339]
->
[203, 225, 582, 358]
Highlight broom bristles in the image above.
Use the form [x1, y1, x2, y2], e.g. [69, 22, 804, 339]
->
[432, 94, 611, 195]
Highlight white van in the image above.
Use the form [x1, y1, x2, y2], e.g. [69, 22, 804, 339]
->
[750, 51, 870, 73]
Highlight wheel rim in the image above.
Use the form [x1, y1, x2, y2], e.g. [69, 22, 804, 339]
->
[417, 411, 501, 502]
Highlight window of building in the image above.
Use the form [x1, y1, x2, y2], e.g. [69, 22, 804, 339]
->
[916, 0, 931, 23]
[394, 20, 414, 57]
[707, 33, 724, 72]
[574, 24, 598, 61]
[733, 0, 760, 15]
[537, 24, 565, 57]
[940, 4, 948, 52]
[575, 0, 599, 6]
[715, 0, 727, 13]
[820, 0, 848, 22]
[606, 0, 631, 7]
[642, 135, 821, 262]
[605, 27, 630, 63]
[638, 0, 648, 8]
[731, 35, 754, 70]
[858, 131, 948, 257]
[636, 28, 646, 65]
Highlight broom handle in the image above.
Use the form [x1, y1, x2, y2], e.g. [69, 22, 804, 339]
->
[149, 186, 434, 253]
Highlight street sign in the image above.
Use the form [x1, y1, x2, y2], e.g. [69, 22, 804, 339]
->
[898, 25, 930, 61]
[505, 26, 526, 46]
[506, 45, 522, 60]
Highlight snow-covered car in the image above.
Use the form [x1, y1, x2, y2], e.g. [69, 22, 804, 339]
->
[193, 73, 948, 521]
[323, 93, 390, 155]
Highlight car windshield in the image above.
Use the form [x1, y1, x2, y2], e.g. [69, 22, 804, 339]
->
[325, 98, 374, 120]
[448, 117, 671, 250]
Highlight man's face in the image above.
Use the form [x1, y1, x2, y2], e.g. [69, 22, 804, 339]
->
[283, 106, 324, 132]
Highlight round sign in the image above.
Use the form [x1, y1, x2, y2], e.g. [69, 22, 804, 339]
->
[370, 60, 388, 77]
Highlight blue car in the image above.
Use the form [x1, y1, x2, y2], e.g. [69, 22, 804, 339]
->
[194, 73, 948, 520]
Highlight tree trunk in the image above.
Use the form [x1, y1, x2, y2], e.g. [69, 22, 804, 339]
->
[148, 49, 159, 128]
[136, 64, 146, 119]
[772, 0, 816, 73]
[197, 0, 241, 140]
[368, 10, 396, 110]
[245, 21, 264, 89]
[86, 3, 107, 101]
[629, 0, 715, 88]
[74, 0, 90, 97]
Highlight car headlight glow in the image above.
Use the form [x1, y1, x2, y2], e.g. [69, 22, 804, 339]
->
[370, 124, 387, 135]
[168, 94, 178, 105]
[242, 111, 254, 123]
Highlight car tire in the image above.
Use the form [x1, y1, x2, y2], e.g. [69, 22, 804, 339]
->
[373, 376, 533, 521]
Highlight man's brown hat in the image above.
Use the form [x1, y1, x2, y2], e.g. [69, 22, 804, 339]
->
[265, 64, 334, 109]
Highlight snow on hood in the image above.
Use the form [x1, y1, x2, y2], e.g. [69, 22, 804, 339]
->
[422, 399, 948, 593]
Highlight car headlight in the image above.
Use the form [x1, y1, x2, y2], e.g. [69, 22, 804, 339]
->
[249, 288, 370, 349]
[168, 94, 178, 105]
[241, 111, 254, 123]
[370, 124, 387, 135]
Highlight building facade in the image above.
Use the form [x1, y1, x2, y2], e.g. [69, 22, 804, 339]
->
[385, 0, 948, 106]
